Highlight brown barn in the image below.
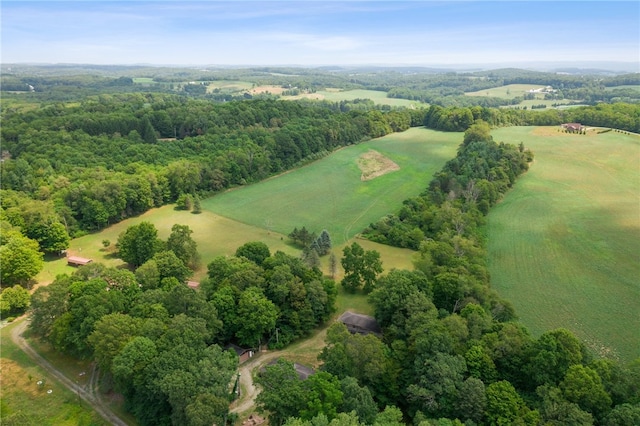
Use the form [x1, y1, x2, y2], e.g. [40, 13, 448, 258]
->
[67, 256, 93, 267]
[338, 311, 382, 336]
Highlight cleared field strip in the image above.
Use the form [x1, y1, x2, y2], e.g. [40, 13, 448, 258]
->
[282, 89, 422, 107]
[487, 126, 640, 361]
[465, 84, 547, 99]
[202, 127, 461, 245]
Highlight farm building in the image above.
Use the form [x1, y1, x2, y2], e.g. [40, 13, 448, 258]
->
[338, 311, 382, 336]
[67, 256, 93, 267]
[562, 123, 585, 132]
[224, 344, 255, 363]
[186, 281, 200, 290]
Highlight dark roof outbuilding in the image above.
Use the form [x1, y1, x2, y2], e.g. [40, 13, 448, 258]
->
[338, 311, 382, 336]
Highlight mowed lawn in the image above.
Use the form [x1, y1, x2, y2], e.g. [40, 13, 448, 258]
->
[487, 126, 640, 362]
[202, 127, 461, 245]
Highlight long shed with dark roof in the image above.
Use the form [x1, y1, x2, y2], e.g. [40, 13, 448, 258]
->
[338, 311, 382, 336]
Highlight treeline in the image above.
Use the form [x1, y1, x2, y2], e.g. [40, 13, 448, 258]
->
[363, 120, 532, 250]
[1, 96, 415, 234]
[421, 103, 640, 133]
[27, 237, 337, 425]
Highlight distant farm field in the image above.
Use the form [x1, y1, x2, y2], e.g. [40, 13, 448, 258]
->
[206, 80, 254, 93]
[282, 89, 422, 107]
[487, 126, 640, 361]
[465, 84, 547, 99]
[202, 127, 461, 244]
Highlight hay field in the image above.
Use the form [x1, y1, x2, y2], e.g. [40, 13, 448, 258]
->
[283, 89, 422, 107]
[465, 84, 546, 99]
[202, 127, 461, 245]
[487, 126, 640, 361]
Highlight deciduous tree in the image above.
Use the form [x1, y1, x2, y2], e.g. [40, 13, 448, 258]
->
[0, 230, 44, 286]
[116, 221, 163, 267]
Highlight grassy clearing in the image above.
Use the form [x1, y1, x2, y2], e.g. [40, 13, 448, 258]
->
[203, 127, 461, 246]
[465, 84, 547, 99]
[283, 89, 422, 107]
[131, 77, 155, 84]
[59, 207, 299, 282]
[0, 320, 110, 425]
[487, 127, 640, 362]
[206, 80, 254, 93]
[55, 128, 451, 283]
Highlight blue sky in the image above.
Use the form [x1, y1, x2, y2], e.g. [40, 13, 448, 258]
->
[2, 1, 639, 68]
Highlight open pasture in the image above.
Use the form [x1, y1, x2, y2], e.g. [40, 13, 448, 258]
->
[202, 127, 461, 245]
[487, 126, 640, 361]
[50, 128, 449, 282]
[205, 80, 254, 93]
[53, 207, 299, 282]
[282, 88, 422, 107]
[465, 84, 547, 99]
[131, 77, 155, 84]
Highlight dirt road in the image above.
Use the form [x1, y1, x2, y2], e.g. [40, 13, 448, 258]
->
[10, 319, 129, 426]
[230, 327, 329, 415]
[230, 350, 280, 414]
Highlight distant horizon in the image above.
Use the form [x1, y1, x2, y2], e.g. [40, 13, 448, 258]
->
[3, 1, 639, 70]
[3, 60, 638, 74]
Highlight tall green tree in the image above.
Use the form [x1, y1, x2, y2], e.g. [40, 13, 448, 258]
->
[167, 224, 199, 269]
[88, 313, 142, 373]
[341, 242, 383, 293]
[561, 364, 612, 419]
[0, 230, 44, 286]
[235, 287, 278, 347]
[116, 221, 163, 267]
[256, 359, 307, 426]
[236, 241, 271, 266]
[462, 119, 492, 145]
[28, 221, 70, 254]
[0, 285, 31, 317]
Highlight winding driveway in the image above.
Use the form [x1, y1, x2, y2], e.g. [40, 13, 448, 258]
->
[10, 318, 129, 426]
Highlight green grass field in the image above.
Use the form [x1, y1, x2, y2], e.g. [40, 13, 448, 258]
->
[465, 84, 548, 99]
[0, 320, 111, 425]
[202, 127, 460, 244]
[47, 127, 452, 283]
[466, 84, 575, 108]
[283, 88, 422, 108]
[487, 126, 640, 362]
[131, 77, 155, 84]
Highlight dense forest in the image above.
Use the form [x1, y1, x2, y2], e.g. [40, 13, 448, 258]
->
[27, 233, 337, 425]
[1, 66, 639, 425]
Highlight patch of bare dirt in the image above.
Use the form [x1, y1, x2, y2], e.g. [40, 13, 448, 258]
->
[357, 150, 400, 181]
[0, 359, 40, 397]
